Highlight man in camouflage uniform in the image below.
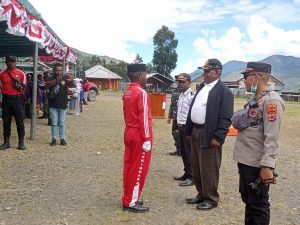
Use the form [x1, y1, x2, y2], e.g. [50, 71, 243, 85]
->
[167, 75, 181, 156]
[233, 62, 285, 225]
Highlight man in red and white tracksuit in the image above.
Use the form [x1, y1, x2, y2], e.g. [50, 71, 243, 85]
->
[122, 64, 152, 213]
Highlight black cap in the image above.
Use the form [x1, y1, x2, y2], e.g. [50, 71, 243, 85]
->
[176, 73, 191, 82]
[5, 55, 17, 62]
[127, 64, 146, 73]
[241, 62, 271, 74]
[198, 58, 222, 70]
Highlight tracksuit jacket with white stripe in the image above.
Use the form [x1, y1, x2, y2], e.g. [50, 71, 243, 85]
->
[122, 82, 152, 207]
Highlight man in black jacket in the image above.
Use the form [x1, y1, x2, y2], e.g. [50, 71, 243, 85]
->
[185, 58, 234, 210]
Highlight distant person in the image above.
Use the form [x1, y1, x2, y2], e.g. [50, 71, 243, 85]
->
[46, 63, 74, 146]
[173, 73, 194, 186]
[122, 64, 152, 213]
[82, 79, 89, 105]
[232, 62, 285, 225]
[0, 56, 27, 150]
[167, 75, 181, 156]
[68, 78, 81, 116]
[185, 59, 234, 210]
[39, 71, 53, 126]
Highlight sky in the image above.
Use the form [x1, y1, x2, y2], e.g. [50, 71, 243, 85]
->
[29, 0, 300, 76]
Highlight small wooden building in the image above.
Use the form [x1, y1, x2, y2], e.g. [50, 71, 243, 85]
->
[146, 73, 174, 93]
[85, 65, 123, 91]
[222, 71, 285, 96]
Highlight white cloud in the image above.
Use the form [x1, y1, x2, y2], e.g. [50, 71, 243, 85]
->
[193, 15, 300, 65]
[27, 0, 300, 76]
[29, 0, 212, 62]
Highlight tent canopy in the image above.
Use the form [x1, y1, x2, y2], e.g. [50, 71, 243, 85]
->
[0, 21, 49, 57]
[0, 0, 76, 62]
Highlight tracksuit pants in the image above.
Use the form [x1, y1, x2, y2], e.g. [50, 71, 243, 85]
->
[122, 127, 152, 207]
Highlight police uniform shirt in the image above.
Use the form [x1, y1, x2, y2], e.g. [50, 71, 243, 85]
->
[177, 88, 194, 125]
[233, 91, 285, 169]
[191, 79, 219, 124]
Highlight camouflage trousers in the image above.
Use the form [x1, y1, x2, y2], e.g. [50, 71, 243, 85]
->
[43, 91, 50, 118]
[172, 120, 180, 152]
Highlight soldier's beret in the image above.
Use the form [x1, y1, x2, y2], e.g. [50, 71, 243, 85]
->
[241, 62, 271, 74]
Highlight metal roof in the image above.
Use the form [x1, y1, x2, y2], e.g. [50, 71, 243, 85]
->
[147, 73, 175, 83]
[0, 0, 76, 61]
[0, 21, 49, 57]
[85, 65, 123, 80]
[222, 70, 285, 86]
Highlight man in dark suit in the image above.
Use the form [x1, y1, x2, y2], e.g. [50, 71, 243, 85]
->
[185, 58, 234, 210]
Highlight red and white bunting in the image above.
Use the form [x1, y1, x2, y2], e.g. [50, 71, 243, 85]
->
[0, 0, 77, 63]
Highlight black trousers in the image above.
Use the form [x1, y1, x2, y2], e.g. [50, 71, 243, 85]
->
[178, 125, 192, 179]
[238, 163, 270, 225]
[191, 127, 222, 204]
[2, 95, 25, 139]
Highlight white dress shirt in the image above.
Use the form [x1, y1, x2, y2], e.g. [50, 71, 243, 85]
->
[191, 79, 219, 124]
[177, 88, 194, 125]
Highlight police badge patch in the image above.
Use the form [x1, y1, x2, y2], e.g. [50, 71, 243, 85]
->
[249, 108, 258, 118]
[266, 104, 277, 121]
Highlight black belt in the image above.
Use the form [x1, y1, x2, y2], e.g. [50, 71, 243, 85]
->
[178, 124, 185, 128]
[249, 119, 263, 127]
[3, 94, 24, 99]
[194, 124, 205, 129]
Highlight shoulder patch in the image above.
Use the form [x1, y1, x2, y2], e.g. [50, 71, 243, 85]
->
[266, 104, 277, 121]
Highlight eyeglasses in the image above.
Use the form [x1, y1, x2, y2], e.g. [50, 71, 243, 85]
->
[203, 69, 212, 73]
[178, 80, 187, 83]
[243, 73, 255, 80]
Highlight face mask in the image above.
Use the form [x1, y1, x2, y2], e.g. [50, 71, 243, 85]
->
[250, 77, 258, 94]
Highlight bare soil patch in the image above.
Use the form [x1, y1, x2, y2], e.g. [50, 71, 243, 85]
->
[0, 92, 299, 225]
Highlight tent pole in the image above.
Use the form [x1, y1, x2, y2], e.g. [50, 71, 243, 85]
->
[74, 63, 77, 78]
[30, 42, 38, 140]
[63, 57, 66, 74]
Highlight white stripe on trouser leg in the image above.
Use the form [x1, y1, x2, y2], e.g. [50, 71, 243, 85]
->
[129, 184, 140, 207]
[129, 151, 146, 207]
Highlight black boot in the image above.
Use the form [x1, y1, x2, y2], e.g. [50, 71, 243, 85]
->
[0, 136, 10, 150]
[17, 137, 26, 150]
[47, 118, 52, 126]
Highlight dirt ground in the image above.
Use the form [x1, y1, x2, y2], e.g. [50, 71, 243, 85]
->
[0, 91, 299, 225]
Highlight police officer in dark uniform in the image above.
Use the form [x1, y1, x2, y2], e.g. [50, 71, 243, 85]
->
[232, 62, 285, 225]
[0, 56, 26, 150]
[167, 75, 181, 156]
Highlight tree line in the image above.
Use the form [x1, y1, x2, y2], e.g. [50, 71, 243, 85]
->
[76, 25, 178, 81]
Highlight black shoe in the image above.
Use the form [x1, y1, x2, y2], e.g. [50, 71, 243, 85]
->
[0, 142, 10, 150]
[60, 139, 67, 146]
[179, 178, 194, 186]
[174, 175, 187, 181]
[186, 196, 203, 204]
[123, 204, 149, 213]
[50, 139, 57, 146]
[169, 151, 178, 156]
[137, 200, 143, 205]
[17, 142, 26, 150]
[196, 201, 218, 210]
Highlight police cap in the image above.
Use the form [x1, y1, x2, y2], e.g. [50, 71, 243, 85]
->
[198, 58, 222, 70]
[241, 62, 271, 74]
